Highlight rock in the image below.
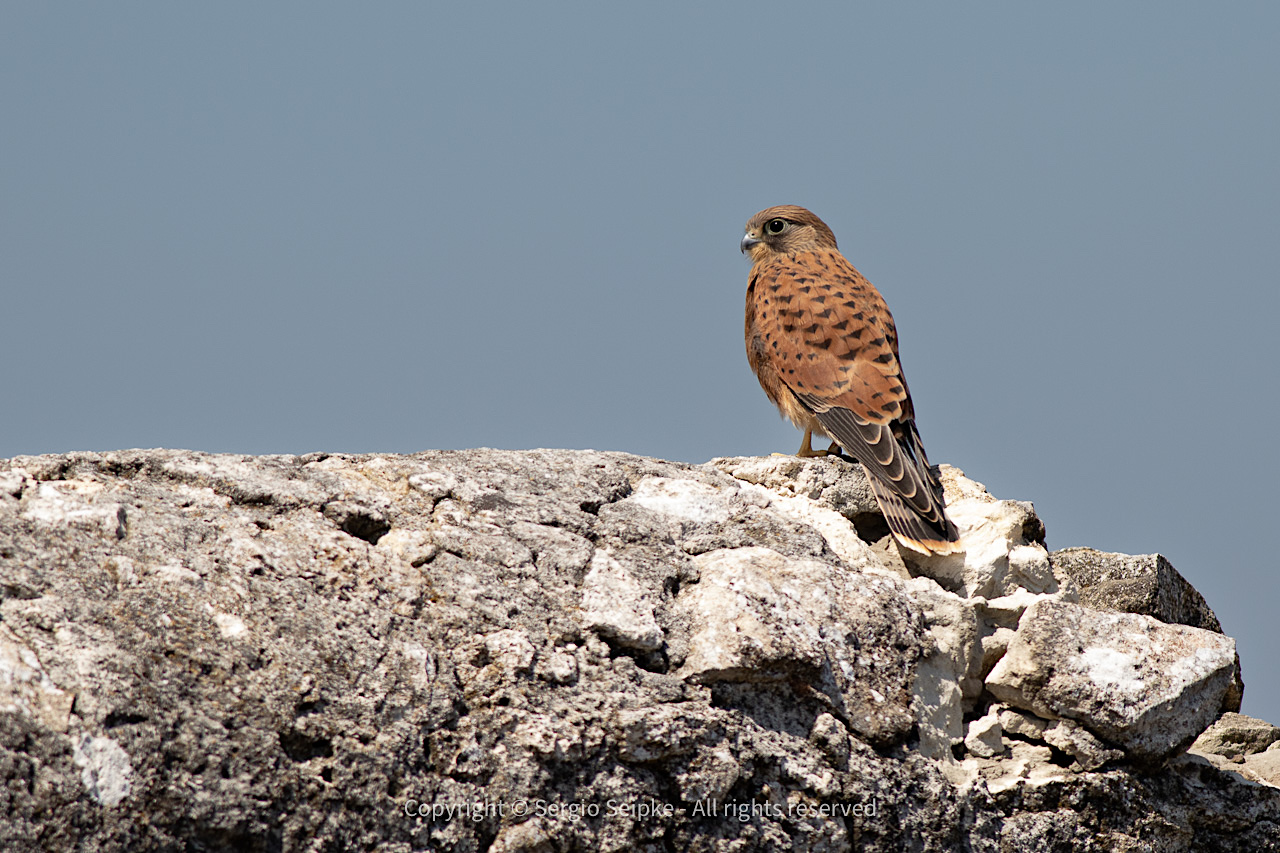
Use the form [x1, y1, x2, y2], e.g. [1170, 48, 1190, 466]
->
[72, 734, 134, 807]
[708, 456, 902, 578]
[1040, 718, 1124, 771]
[1048, 547, 1223, 631]
[980, 627, 1017, 676]
[675, 546, 923, 746]
[987, 599, 1238, 763]
[968, 740, 1067, 795]
[0, 447, 1276, 851]
[320, 499, 391, 544]
[998, 707, 1049, 740]
[1180, 746, 1280, 789]
[1048, 547, 1245, 712]
[991, 705, 1122, 771]
[906, 579, 982, 762]
[906, 467, 1059, 600]
[710, 457, 1063, 601]
[964, 708, 1004, 758]
[708, 455, 883, 538]
[0, 623, 75, 733]
[1190, 712, 1280, 759]
[1243, 749, 1280, 787]
[579, 550, 664, 652]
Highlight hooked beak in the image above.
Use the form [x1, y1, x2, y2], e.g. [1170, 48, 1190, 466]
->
[740, 233, 761, 255]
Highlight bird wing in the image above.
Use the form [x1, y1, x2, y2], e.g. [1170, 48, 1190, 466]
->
[755, 249, 958, 551]
[809, 408, 958, 552]
[752, 249, 905, 422]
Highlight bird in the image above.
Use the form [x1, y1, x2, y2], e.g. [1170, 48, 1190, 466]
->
[740, 204, 960, 555]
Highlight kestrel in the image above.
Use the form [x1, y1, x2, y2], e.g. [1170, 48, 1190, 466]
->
[741, 205, 960, 555]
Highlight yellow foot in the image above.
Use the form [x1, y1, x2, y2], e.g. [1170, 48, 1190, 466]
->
[795, 429, 830, 458]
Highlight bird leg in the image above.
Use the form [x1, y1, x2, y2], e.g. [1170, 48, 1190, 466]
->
[795, 429, 830, 458]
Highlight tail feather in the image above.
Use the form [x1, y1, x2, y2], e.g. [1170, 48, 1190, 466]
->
[810, 405, 961, 555]
[867, 476, 961, 555]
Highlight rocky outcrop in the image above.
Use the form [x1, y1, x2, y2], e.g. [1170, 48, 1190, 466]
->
[1049, 545, 1246, 713]
[985, 599, 1236, 764]
[0, 448, 1276, 851]
[1047, 548, 1225, 633]
[1188, 712, 1280, 787]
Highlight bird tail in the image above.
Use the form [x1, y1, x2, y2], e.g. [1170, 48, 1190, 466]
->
[867, 476, 962, 555]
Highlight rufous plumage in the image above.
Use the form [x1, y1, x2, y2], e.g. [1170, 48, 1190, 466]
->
[741, 205, 959, 554]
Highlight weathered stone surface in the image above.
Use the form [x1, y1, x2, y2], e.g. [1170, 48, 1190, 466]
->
[905, 467, 1062, 600]
[990, 705, 1122, 771]
[580, 549, 665, 651]
[964, 708, 1004, 758]
[998, 706, 1049, 741]
[1243, 747, 1280, 787]
[0, 623, 75, 733]
[987, 599, 1238, 762]
[1039, 718, 1125, 771]
[676, 545, 923, 745]
[708, 455, 883, 539]
[0, 447, 1275, 851]
[1190, 712, 1280, 760]
[1048, 547, 1223, 631]
[1049, 546, 1245, 712]
[906, 579, 982, 763]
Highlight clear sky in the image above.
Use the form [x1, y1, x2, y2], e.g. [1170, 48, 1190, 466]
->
[5, 4, 1278, 724]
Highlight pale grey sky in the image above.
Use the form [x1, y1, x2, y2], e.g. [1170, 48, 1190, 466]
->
[4, 3, 1278, 723]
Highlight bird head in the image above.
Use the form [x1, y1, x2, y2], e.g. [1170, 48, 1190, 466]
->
[741, 205, 839, 263]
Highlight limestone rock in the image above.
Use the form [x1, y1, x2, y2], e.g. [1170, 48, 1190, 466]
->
[72, 733, 134, 807]
[579, 549, 664, 651]
[676, 546, 923, 746]
[967, 740, 1066, 795]
[1039, 718, 1125, 771]
[987, 599, 1238, 763]
[713, 457, 1066, 606]
[1048, 547, 1223, 631]
[964, 708, 1004, 758]
[1190, 712, 1280, 760]
[1049, 546, 1245, 712]
[906, 467, 1058, 600]
[906, 578, 982, 761]
[0, 447, 1275, 851]
[1242, 748, 1280, 787]
[998, 707, 1050, 741]
[708, 455, 883, 537]
[993, 706, 1123, 771]
[0, 623, 75, 733]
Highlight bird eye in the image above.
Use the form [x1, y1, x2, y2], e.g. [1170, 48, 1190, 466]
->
[767, 219, 786, 234]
